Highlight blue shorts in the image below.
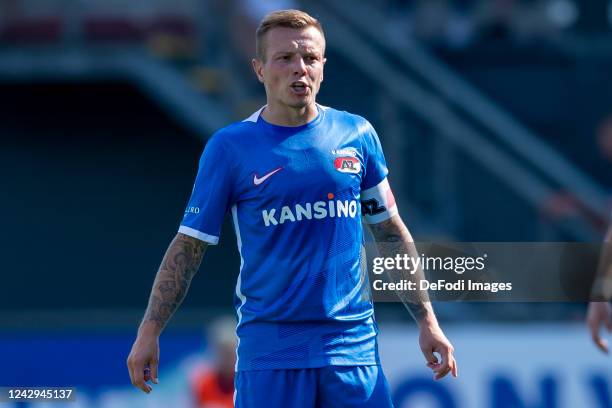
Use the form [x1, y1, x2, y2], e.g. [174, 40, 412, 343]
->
[234, 365, 394, 408]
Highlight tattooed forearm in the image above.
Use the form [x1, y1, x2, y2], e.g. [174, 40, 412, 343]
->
[368, 216, 434, 324]
[141, 233, 207, 333]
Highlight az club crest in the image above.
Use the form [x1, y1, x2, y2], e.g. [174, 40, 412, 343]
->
[334, 156, 361, 174]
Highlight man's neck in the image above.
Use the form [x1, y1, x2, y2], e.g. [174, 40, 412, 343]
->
[261, 103, 318, 127]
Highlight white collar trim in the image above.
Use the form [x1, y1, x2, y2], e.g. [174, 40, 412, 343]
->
[242, 104, 329, 123]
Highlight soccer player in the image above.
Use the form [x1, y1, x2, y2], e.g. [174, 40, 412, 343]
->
[587, 220, 612, 354]
[127, 9, 457, 406]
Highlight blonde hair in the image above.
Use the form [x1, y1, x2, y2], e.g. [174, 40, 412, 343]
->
[255, 9, 325, 61]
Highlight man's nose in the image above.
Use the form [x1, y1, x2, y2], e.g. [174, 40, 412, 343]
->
[292, 57, 307, 75]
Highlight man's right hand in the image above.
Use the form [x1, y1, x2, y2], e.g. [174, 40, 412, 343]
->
[587, 301, 612, 354]
[127, 328, 160, 393]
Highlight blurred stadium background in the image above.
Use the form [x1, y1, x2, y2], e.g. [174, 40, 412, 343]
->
[0, 0, 611, 407]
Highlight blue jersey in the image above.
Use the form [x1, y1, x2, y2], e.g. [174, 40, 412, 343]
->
[180, 105, 398, 370]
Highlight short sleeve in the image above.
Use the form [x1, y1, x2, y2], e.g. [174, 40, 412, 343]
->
[359, 121, 398, 224]
[179, 135, 234, 244]
[360, 121, 389, 190]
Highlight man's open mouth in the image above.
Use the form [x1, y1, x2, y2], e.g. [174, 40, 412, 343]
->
[290, 82, 308, 94]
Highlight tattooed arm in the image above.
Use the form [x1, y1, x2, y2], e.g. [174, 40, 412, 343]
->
[368, 215, 434, 323]
[368, 215, 458, 379]
[141, 233, 206, 332]
[127, 233, 207, 393]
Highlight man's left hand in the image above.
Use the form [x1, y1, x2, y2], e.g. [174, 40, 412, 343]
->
[419, 323, 458, 380]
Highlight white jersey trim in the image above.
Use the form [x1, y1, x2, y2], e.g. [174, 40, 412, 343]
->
[242, 104, 329, 123]
[361, 177, 398, 224]
[242, 106, 265, 123]
[178, 225, 219, 245]
[231, 204, 246, 371]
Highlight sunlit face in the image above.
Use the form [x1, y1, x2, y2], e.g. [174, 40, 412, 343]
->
[252, 26, 326, 112]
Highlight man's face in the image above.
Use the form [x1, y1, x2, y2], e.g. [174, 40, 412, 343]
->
[253, 26, 326, 111]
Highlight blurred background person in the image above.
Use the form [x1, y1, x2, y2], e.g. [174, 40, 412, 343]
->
[587, 228, 612, 354]
[587, 113, 612, 354]
[540, 112, 612, 235]
[189, 316, 236, 408]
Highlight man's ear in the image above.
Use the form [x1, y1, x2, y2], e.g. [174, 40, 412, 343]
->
[321, 57, 327, 83]
[252, 58, 264, 83]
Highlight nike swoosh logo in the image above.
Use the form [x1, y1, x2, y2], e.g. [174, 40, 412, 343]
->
[253, 167, 283, 186]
